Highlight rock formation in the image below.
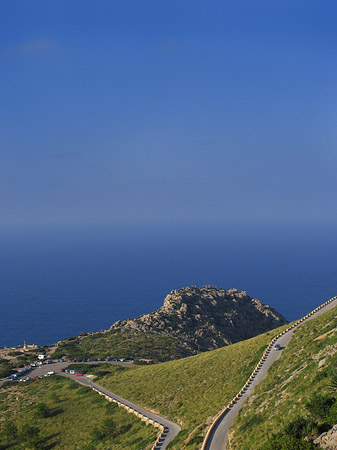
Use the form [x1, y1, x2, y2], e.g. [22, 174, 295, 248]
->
[110, 286, 287, 355]
[314, 424, 337, 449]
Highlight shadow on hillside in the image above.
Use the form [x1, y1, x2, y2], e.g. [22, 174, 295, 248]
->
[45, 432, 61, 449]
[49, 407, 64, 417]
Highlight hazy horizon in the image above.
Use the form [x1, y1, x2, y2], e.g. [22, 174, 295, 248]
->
[1, 0, 337, 231]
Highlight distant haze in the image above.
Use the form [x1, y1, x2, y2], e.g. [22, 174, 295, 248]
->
[1, 0, 337, 229]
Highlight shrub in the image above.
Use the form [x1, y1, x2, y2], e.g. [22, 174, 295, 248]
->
[283, 416, 314, 439]
[35, 402, 50, 418]
[2, 420, 18, 440]
[90, 426, 104, 441]
[306, 393, 333, 421]
[25, 434, 47, 450]
[19, 424, 40, 440]
[328, 370, 337, 397]
[101, 418, 117, 439]
[326, 400, 337, 426]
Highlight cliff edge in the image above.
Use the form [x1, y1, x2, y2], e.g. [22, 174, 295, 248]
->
[110, 285, 287, 354]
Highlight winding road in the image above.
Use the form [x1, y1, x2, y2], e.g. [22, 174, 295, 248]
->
[2, 297, 336, 450]
[0, 361, 181, 449]
[62, 373, 181, 449]
[202, 296, 337, 450]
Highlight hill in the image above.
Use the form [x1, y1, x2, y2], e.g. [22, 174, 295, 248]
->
[53, 286, 286, 362]
[229, 305, 337, 449]
[80, 324, 288, 449]
[0, 376, 156, 449]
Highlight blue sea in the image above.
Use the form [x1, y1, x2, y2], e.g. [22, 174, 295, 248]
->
[1, 223, 336, 348]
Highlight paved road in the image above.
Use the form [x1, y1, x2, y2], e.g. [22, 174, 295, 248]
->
[0, 360, 180, 449]
[203, 298, 337, 450]
[63, 373, 181, 449]
[0, 360, 133, 387]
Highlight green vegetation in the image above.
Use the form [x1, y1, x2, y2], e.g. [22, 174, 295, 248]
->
[80, 326, 288, 449]
[0, 376, 157, 449]
[254, 387, 337, 450]
[0, 347, 47, 377]
[0, 358, 15, 378]
[52, 330, 186, 362]
[229, 306, 337, 450]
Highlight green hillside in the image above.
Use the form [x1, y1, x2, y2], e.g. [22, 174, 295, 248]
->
[52, 330, 187, 362]
[229, 306, 337, 450]
[5, 307, 331, 450]
[0, 376, 157, 449]
[83, 325, 288, 449]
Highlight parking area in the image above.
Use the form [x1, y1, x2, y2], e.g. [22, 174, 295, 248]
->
[0, 359, 133, 387]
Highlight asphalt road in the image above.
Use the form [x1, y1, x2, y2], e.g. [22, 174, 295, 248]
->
[0, 360, 180, 449]
[63, 373, 181, 449]
[203, 298, 337, 450]
[2, 299, 336, 449]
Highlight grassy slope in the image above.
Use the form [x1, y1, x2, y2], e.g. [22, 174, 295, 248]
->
[52, 330, 186, 362]
[88, 325, 288, 449]
[229, 306, 337, 450]
[0, 376, 157, 449]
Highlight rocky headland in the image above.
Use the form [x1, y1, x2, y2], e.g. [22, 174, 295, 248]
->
[110, 285, 287, 355]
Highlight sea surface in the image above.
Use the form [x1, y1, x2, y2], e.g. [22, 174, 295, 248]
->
[1, 223, 337, 347]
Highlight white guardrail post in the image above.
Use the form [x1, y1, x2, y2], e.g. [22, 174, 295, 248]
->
[200, 296, 337, 450]
[90, 386, 166, 449]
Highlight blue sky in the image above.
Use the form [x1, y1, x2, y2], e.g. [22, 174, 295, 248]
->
[1, 0, 337, 229]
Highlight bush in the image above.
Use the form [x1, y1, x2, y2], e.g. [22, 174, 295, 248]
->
[2, 420, 18, 440]
[19, 424, 40, 440]
[326, 400, 337, 426]
[90, 418, 117, 442]
[35, 402, 50, 418]
[90, 426, 104, 441]
[284, 416, 314, 439]
[101, 418, 117, 439]
[0, 380, 19, 389]
[306, 393, 333, 420]
[25, 434, 47, 450]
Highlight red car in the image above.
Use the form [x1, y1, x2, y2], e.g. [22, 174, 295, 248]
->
[75, 373, 83, 376]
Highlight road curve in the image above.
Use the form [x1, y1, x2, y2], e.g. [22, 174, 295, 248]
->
[62, 373, 181, 449]
[202, 296, 337, 450]
[0, 360, 180, 449]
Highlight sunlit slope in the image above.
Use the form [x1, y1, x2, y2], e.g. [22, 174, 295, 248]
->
[95, 325, 288, 449]
[0, 376, 157, 449]
[229, 305, 337, 450]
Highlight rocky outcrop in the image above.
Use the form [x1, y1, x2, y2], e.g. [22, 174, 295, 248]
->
[314, 424, 337, 449]
[110, 286, 287, 355]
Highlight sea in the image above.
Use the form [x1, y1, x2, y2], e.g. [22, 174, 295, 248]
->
[1, 222, 336, 348]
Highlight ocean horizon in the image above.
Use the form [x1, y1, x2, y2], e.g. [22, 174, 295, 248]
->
[1, 222, 336, 348]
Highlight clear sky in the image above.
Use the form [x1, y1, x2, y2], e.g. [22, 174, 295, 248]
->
[1, 0, 337, 230]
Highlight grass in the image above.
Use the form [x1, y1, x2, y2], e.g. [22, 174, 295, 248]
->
[0, 376, 157, 449]
[80, 325, 289, 450]
[229, 305, 337, 450]
[0, 359, 16, 378]
[52, 330, 187, 362]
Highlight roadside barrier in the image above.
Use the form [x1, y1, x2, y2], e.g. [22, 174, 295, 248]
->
[91, 386, 166, 449]
[201, 295, 337, 450]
